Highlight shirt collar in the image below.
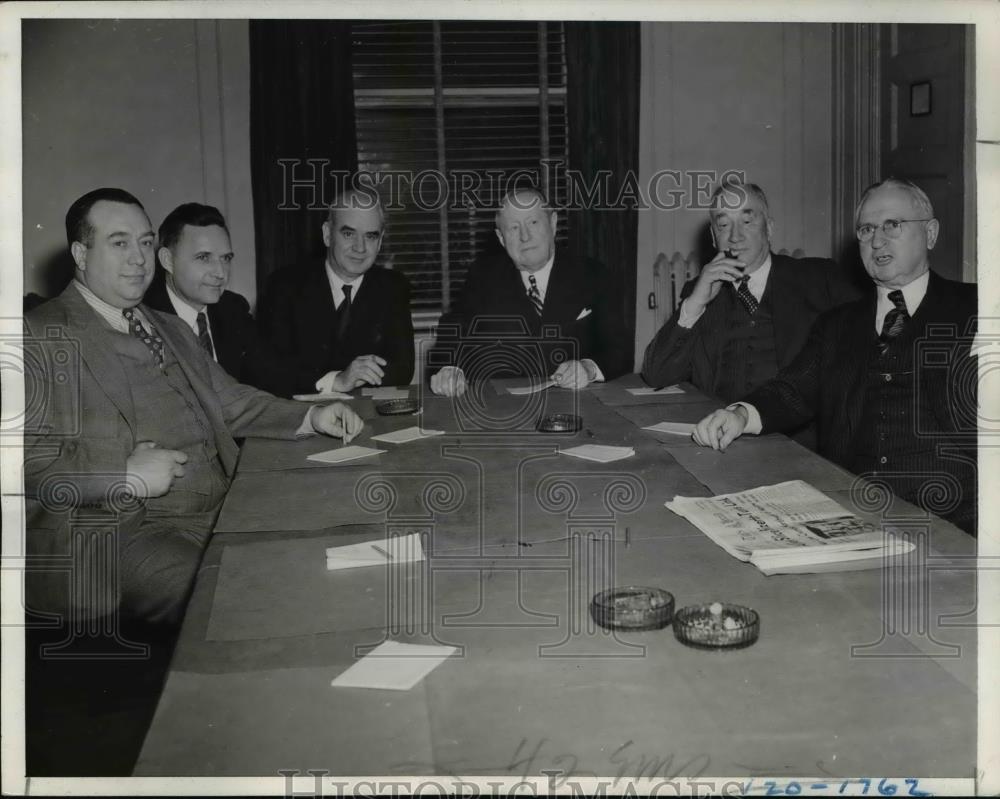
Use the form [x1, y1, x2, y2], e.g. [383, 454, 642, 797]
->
[518, 254, 556, 297]
[745, 253, 772, 294]
[73, 279, 137, 333]
[165, 277, 205, 329]
[876, 270, 929, 315]
[325, 258, 365, 305]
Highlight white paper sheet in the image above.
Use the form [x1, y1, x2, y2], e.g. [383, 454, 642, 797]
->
[363, 387, 412, 399]
[307, 445, 385, 464]
[370, 426, 446, 444]
[331, 640, 457, 691]
[627, 385, 684, 396]
[292, 391, 353, 401]
[560, 444, 635, 463]
[325, 532, 425, 571]
[507, 379, 556, 395]
[642, 421, 695, 436]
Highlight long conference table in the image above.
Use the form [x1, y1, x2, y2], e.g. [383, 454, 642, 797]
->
[135, 375, 977, 781]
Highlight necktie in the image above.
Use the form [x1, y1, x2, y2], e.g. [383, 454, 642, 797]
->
[336, 283, 353, 342]
[878, 290, 909, 355]
[122, 307, 165, 368]
[196, 311, 215, 359]
[734, 275, 759, 316]
[527, 274, 544, 316]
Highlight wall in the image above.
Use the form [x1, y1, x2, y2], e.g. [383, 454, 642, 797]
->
[21, 19, 256, 304]
[634, 22, 834, 367]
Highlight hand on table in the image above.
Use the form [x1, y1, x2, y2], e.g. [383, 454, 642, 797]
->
[430, 366, 467, 397]
[311, 402, 365, 443]
[330, 355, 387, 393]
[126, 440, 188, 498]
[692, 406, 748, 452]
[551, 360, 594, 390]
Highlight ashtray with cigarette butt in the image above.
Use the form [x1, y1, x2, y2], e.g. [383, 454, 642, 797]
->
[537, 413, 583, 433]
[672, 602, 760, 649]
[590, 586, 675, 631]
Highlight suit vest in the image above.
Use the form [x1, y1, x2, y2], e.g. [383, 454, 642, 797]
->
[715, 287, 779, 403]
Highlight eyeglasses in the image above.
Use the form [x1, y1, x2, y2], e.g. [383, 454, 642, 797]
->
[855, 218, 933, 242]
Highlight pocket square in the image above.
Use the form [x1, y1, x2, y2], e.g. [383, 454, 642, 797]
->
[575, 307, 593, 321]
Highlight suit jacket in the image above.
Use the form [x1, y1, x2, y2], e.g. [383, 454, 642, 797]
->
[23, 283, 313, 617]
[256, 263, 415, 396]
[641, 254, 863, 399]
[428, 250, 632, 381]
[744, 270, 977, 530]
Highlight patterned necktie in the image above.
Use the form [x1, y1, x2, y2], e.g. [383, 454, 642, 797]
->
[336, 283, 353, 342]
[527, 274, 544, 316]
[122, 307, 164, 368]
[878, 289, 910, 355]
[734, 275, 759, 316]
[196, 311, 215, 359]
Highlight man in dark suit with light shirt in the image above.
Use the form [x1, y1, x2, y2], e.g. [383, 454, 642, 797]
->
[693, 178, 977, 535]
[428, 187, 631, 396]
[256, 188, 415, 397]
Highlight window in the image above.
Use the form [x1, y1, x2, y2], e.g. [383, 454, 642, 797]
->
[351, 21, 571, 323]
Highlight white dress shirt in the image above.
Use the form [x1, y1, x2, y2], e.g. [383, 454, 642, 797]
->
[678, 254, 772, 328]
[165, 280, 217, 361]
[325, 260, 365, 309]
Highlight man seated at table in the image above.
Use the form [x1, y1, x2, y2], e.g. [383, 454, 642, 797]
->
[144, 202, 292, 387]
[642, 181, 861, 410]
[23, 187, 365, 625]
[428, 187, 631, 397]
[256, 187, 415, 396]
[691, 178, 977, 535]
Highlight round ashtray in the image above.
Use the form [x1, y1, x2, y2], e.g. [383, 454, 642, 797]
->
[374, 398, 421, 416]
[537, 413, 583, 433]
[672, 602, 760, 649]
[590, 586, 675, 631]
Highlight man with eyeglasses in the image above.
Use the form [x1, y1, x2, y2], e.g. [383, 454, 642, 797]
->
[641, 181, 861, 445]
[691, 178, 978, 535]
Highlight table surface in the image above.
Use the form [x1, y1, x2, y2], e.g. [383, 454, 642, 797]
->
[135, 377, 977, 779]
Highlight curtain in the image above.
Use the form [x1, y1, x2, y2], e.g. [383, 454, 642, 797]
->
[566, 22, 641, 367]
[249, 21, 358, 295]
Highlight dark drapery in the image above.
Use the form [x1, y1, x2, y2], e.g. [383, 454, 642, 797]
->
[566, 22, 641, 369]
[249, 21, 358, 296]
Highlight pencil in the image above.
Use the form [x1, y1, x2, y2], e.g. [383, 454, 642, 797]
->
[371, 544, 393, 560]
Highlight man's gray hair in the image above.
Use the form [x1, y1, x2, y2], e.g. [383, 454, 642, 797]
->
[710, 181, 770, 216]
[854, 177, 935, 227]
[494, 186, 553, 226]
[327, 185, 385, 227]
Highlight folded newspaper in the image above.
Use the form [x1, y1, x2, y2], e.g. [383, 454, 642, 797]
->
[664, 480, 915, 575]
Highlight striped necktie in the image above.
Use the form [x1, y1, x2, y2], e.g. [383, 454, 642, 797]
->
[878, 290, 909, 355]
[122, 307, 165, 368]
[527, 274, 544, 316]
[196, 311, 215, 359]
[734, 275, 759, 316]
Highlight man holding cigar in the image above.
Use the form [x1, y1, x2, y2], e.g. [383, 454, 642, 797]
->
[642, 181, 861, 420]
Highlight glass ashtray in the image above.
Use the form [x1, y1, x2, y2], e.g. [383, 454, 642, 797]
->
[672, 602, 760, 649]
[374, 398, 421, 416]
[537, 413, 582, 433]
[590, 586, 675, 631]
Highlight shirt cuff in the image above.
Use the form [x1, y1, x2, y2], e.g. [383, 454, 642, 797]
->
[677, 298, 705, 329]
[315, 371, 340, 393]
[295, 405, 320, 438]
[581, 359, 604, 383]
[728, 402, 762, 435]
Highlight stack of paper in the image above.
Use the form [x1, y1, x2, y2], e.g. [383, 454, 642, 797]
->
[642, 421, 695, 436]
[627, 385, 684, 396]
[363, 387, 411, 400]
[560, 444, 635, 463]
[331, 641, 457, 691]
[307, 445, 385, 465]
[292, 391, 353, 401]
[370, 426, 445, 444]
[508, 379, 556, 395]
[664, 480, 916, 575]
[325, 532, 425, 571]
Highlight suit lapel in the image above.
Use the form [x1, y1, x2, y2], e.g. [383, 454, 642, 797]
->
[207, 301, 237, 373]
[766, 255, 797, 366]
[840, 293, 878, 437]
[60, 286, 137, 435]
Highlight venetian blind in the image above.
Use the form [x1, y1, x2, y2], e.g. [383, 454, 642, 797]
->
[352, 20, 570, 319]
